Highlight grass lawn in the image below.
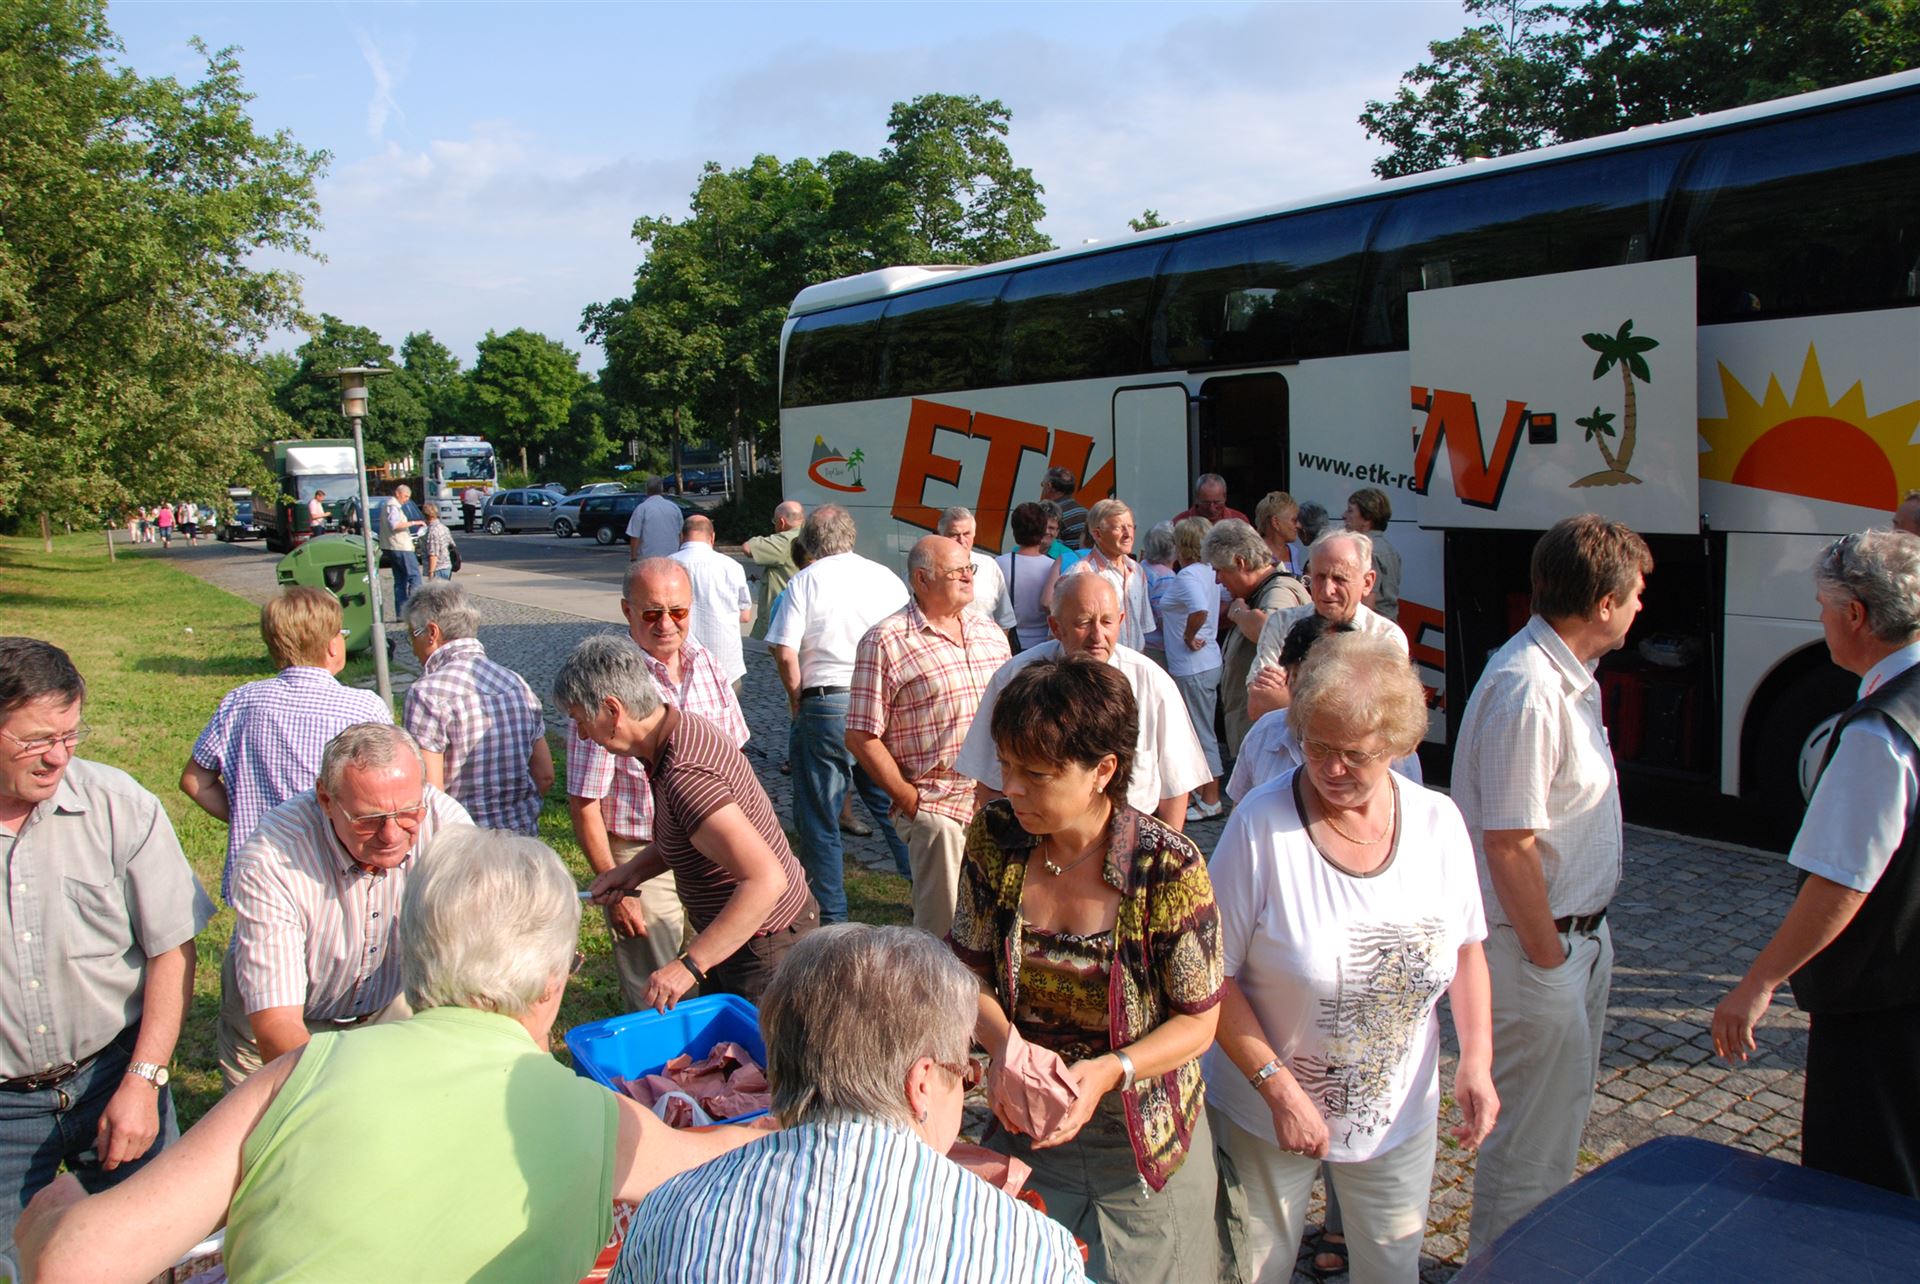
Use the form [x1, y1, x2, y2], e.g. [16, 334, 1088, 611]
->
[1, 533, 909, 1127]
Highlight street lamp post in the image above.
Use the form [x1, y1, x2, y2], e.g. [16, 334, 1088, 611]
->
[327, 365, 393, 707]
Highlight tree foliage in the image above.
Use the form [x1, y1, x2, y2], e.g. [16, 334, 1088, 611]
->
[400, 330, 465, 438]
[0, 0, 326, 522]
[464, 328, 587, 465]
[1362, 0, 1920, 178]
[881, 93, 1052, 263]
[273, 315, 425, 465]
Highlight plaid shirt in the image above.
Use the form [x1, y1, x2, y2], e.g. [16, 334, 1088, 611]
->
[403, 638, 547, 834]
[420, 520, 454, 571]
[191, 667, 394, 898]
[847, 601, 1011, 824]
[566, 637, 748, 841]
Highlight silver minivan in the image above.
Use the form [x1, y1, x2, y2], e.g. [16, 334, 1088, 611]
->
[481, 488, 561, 534]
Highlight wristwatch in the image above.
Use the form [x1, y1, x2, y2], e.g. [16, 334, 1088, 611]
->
[1248, 1058, 1284, 1090]
[127, 1061, 170, 1089]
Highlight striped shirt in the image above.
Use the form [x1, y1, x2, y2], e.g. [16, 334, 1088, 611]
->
[404, 638, 546, 834]
[611, 1115, 1087, 1284]
[646, 709, 807, 935]
[227, 787, 473, 1018]
[847, 602, 1011, 825]
[190, 667, 393, 897]
[419, 520, 454, 572]
[565, 637, 747, 841]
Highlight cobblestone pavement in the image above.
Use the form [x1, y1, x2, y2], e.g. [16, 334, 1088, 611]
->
[169, 542, 1812, 1280]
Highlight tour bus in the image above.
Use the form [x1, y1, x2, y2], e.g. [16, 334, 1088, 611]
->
[777, 70, 1920, 824]
[420, 435, 498, 509]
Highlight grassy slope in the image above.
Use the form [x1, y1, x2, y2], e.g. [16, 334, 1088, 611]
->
[0, 534, 909, 1126]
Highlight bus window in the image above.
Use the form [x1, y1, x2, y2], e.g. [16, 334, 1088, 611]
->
[1357, 142, 1687, 350]
[1196, 373, 1289, 518]
[997, 244, 1164, 385]
[1152, 207, 1374, 368]
[783, 299, 888, 408]
[880, 272, 1007, 398]
[1666, 95, 1920, 324]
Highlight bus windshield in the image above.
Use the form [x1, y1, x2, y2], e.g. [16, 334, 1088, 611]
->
[438, 449, 496, 481]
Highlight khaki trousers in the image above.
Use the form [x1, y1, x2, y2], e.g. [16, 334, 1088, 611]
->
[217, 947, 412, 1090]
[903, 808, 968, 938]
[607, 835, 691, 1015]
[1467, 919, 1613, 1256]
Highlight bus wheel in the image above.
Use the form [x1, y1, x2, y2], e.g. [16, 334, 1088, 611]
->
[1749, 664, 1856, 833]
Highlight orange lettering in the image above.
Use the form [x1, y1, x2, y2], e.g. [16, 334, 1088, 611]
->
[892, 399, 969, 533]
[1047, 432, 1116, 513]
[1410, 388, 1528, 510]
[1398, 598, 1446, 707]
[969, 412, 1050, 554]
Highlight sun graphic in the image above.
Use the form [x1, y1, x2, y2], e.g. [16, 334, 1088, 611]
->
[1699, 345, 1920, 509]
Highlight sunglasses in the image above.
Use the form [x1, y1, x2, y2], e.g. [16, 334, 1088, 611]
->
[636, 606, 690, 624]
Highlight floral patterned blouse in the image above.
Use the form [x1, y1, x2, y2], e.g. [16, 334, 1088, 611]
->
[948, 799, 1224, 1191]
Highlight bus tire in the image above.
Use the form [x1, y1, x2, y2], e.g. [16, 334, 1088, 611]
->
[1748, 663, 1857, 834]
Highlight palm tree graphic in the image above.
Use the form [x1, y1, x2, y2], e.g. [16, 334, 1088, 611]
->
[1571, 320, 1658, 488]
[845, 447, 865, 487]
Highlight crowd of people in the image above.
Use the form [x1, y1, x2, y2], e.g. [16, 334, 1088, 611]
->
[124, 501, 215, 549]
[3, 464, 1918, 1284]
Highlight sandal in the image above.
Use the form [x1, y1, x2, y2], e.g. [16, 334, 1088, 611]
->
[1303, 1229, 1348, 1280]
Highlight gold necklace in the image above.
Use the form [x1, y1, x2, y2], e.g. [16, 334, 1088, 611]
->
[1318, 788, 1396, 846]
[1041, 833, 1105, 877]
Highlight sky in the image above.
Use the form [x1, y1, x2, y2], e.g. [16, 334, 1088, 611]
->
[108, 1, 1471, 374]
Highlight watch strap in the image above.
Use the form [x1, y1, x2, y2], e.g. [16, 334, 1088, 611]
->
[127, 1061, 168, 1087]
[1248, 1058, 1284, 1090]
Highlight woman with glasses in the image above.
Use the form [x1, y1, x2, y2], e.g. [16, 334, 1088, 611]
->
[615, 924, 1090, 1282]
[16, 828, 762, 1283]
[1205, 633, 1495, 1283]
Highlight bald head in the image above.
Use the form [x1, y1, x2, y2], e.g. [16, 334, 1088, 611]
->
[1049, 572, 1124, 662]
[622, 558, 693, 658]
[908, 535, 974, 617]
[623, 557, 690, 606]
[681, 513, 715, 544]
[774, 500, 804, 530]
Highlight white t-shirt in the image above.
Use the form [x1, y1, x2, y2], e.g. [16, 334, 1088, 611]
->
[1162, 564, 1223, 678]
[764, 552, 910, 689]
[625, 494, 685, 561]
[1203, 771, 1487, 1162]
[954, 640, 1212, 815]
[670, 541, 754, 684]
[969, 549, 1017, 631]
[1227, 710, 1423, 803]
[999, 551, 1057, 649]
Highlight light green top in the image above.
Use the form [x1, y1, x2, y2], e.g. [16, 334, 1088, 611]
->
[225, 1006, 616, 1283]
[745, 526, 800, 638]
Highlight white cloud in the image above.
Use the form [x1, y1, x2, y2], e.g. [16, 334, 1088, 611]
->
[353, 25, 406, 140]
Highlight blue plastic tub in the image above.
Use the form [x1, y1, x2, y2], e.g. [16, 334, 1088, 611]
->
[564, 994, 768, 1123]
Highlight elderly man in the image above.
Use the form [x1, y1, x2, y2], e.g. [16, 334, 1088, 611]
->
[956, 574, 1210, 831]
[1173, 471, 1250, 525]
[381, 485, 425, 626]
[1253, 489, 1304, 574]
[1895, 490, 1920, 536]
[570, 557, 750, 1014]
[182, 587, 393, 898]
[672, 513, 753, 688]
[1455, 514, 1651, 1254]
[847, 536, 1011, 936]
[402, 582, 553, 834]
[564, 636, 817, 1007]
[1039, 466, 1089, 549]
[220, 724, 473, 1088]
[1205, 519, 1310, 756]
[938, 506, 1017, 635]
[625, 476, 684, 562]
[0, 638, 213, 1254]
[1065, 499, 1156, 655]
[1246, 530, 1407, 722]
[742, 500, 804, 640]
[766, 505, 913, 923]
[1712, 530, 1920, 1196]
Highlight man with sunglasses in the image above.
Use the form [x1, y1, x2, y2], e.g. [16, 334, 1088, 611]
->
[219, 723, 471, 1089]
[0, 638, 214, 1259]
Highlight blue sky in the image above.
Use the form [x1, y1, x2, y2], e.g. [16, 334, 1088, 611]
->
[109, 1, 1469, 372]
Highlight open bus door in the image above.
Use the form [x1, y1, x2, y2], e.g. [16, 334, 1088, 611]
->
[1196, 374, 1289, 520]
[1408, 259, 1716, 787]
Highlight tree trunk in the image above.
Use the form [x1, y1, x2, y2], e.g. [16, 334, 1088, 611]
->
[40, 513, 52, 553]
[1617, 362, 1637, 472]
[671, 407, 684, 492]
[104, 525, 116, 561]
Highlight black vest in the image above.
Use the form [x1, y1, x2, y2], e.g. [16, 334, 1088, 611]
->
[1789, 659, 1920, 1014]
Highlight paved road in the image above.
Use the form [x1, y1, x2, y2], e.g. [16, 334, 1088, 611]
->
[161, 538, 1814, 1281]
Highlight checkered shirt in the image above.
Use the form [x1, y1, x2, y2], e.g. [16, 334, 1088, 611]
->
[420, 520, 453, 570]
[191, 667, 394, 899]
[565, 637, 748, 841]
[403, 638, 547, 834]
[847, 602, 1012, 824]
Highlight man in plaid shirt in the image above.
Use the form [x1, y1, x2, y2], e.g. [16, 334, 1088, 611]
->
[847, 536, 1010, 936]
[568, 558, 749, 1012]
[401, 583, 553, 834]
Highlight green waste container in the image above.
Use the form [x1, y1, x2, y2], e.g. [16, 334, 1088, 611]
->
[276, 534, 377, 654]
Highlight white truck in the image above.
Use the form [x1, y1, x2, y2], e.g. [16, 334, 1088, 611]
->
[420, 435, 497, 509]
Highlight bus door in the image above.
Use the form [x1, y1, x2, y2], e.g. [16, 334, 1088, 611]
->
[1112, 384, 1190, 529]
[1196, 373, 1289, 519]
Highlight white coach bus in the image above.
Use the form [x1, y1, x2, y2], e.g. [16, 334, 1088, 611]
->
[778, 71, 1920, 825]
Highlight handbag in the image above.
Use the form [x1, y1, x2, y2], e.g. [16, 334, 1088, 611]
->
[448, 536, 462, 573]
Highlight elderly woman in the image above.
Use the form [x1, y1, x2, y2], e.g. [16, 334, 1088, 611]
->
[1165, 516, 1225, 821]
[1344, 487, 1402, 622]
[15, 829, 757, 1283]
[562, 634, 818, 1008]
[420, 502, 456, 580]
[1062, 499, 1156, 654]
[1139, 521, 1178, 664]
[949, 655, 1223, 1283]
[1208, 518, 1309, 757]
[615, 924, 1090, 1282]
[1205, 633, 1494, 1283]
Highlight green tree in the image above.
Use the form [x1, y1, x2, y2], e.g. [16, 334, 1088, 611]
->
[465, 328, 586, 468]
[881, 93, 1053, 262]
[1129, 209, 1169, 232]
[399, 331, 464, 437]
[0, 0, 326, 523]
[275, 316, 425, 466]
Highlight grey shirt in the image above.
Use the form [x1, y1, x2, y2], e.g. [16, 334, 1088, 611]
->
[0, 758, 214, 1078]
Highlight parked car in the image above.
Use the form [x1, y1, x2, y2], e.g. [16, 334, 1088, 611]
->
[216, 497, 263, 542]
[481, 488, 562, 534]
[666, 466, 728, 495]
[576, 492, 696, 545]
[551, 484, 632, 538]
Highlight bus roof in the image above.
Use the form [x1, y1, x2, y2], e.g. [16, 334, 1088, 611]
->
[788, 68, 1920, 318]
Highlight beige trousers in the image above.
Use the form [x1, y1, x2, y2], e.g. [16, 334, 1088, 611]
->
[607, 835, 691, 1015]
[217, 947, 411, 1090]
[903, 808, 968, 938]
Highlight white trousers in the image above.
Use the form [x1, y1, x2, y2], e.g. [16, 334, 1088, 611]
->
[1214, 1108, 1438, 1284]
[607, 836, 691, 1015]
[903, 808, 968, 939]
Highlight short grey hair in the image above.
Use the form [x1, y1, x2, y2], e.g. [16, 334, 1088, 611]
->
[1052, 568, 1120, 613]
[405, 581, 480, 641]
[1297, 501, 1330, 543]
[803, 505, 857, 558]
[1139, 521, 1176, 566]
[645, 476, 665, 496]
[760, 924, 976, 1129]
[623, 556, 689, 603]
[1815, 529, 1920, 643]
[1086, 498, 1132, 532]
[318, 723, 425, 796]
[936, 506, 973, 535]
[1204, 518, 1274, 572]
[1194, 472, 1227, 496]
[1042, 466, 1076, 496]
[402, 827, 579, 1017]
[1309, 528, 1372, 572]
[552, 634, 664, 721]
[1287, 632, 1428, 758]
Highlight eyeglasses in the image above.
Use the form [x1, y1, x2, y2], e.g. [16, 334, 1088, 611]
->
[1301, 739, 1390, 770]
[2, 725, 90, 758]
[337, 801, 429, 833]
[636, 606, 690, 624]
[929, 565, 975, 581]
